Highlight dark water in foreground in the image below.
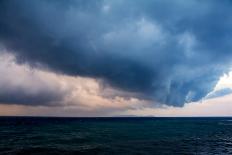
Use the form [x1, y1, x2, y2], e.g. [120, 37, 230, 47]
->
[0, 117, 232, 155]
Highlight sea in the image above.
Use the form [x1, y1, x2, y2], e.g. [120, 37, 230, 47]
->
[0, 117, 231, 155]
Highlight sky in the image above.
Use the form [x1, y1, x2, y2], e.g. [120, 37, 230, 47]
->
[0, 0, 232, 116]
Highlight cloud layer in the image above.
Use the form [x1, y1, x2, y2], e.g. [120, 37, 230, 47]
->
[0, 52, 147, 114]
[0, 53, 68, 106]
[0, 0, 232, 106]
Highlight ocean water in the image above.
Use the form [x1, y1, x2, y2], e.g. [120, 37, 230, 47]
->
[0, 117, 232, 155]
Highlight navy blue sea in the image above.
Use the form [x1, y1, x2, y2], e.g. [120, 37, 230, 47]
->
[0, 117, 232, 155]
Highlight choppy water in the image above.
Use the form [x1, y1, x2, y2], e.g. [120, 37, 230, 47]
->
[0, 117, 232, 155]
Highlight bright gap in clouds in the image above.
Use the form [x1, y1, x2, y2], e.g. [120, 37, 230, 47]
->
[204, 71, 232, 100]
[214, 71, 232, 90]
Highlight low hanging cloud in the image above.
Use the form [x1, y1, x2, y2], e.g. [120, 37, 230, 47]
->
[0, 53, 70, 106]
[0, 53, 146, 112]
[0, 0, 232, 107]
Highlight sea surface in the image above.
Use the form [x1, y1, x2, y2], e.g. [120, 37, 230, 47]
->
[0, 117, 232, 155]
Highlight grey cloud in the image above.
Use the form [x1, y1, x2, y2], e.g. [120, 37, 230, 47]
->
[0, 54, 69, 106]
[0, 0, 232, 106]
[206, 88, 232, 99]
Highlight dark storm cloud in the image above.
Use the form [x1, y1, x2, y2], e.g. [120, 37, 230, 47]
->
[0, 0, 232, 106]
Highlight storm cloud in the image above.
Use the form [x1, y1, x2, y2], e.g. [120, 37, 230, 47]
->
[0, 0, 232, 106]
